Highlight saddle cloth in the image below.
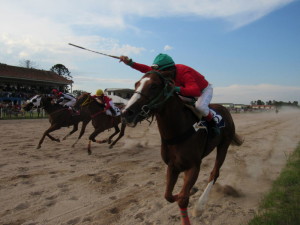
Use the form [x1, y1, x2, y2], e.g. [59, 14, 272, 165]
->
[184, 104, 225, 131]
[105, 105, 121, 116]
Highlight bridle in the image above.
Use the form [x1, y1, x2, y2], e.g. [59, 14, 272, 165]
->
[78, 94, 94, 107]
[136, 70, 176, 119]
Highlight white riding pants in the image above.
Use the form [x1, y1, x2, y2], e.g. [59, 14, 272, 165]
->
[62, 99, 76, 108]
[195, 84, 213, 117]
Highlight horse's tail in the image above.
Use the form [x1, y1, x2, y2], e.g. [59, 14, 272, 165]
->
[231, 133, 244, 146]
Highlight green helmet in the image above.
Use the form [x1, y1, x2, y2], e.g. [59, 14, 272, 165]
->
[152, 53, 175, 70]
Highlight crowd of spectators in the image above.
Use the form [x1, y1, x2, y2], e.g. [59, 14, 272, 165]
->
[0, 83, 59, 119]
[0, 84, 53, 100]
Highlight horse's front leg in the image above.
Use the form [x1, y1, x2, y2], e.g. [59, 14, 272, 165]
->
[177, 166, 200, 225]
[109, 123, 126, 149]
[107, 125, 120, 144]
[165, 164, 180, 203]
[37, 124, 60, 149]
[72, 121, 89, 148]
[87, 128, 103, 154]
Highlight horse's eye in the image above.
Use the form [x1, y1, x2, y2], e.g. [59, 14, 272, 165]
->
[151, 84, 158, 90]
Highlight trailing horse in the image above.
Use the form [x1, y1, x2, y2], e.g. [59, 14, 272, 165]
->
[122, 71, 243, 225]
[74, 93, 126, 155]
[23, 95, 91, 149]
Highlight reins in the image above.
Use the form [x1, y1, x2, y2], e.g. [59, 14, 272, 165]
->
[80, 94, 94, 107]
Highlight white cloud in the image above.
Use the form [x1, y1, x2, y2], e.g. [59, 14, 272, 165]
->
[164, 45, 173, 51]
[0, 0, 294, 64]
[213, 84, 300, 104]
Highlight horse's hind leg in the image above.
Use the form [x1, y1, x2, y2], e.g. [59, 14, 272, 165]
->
[209, 141, 230, 183]
[194, 141, 230, 216]
[63, 124, 78, 140]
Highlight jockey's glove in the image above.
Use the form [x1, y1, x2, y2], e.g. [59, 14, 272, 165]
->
[174, 86, 180, 92]
[120, 56, 134, 66]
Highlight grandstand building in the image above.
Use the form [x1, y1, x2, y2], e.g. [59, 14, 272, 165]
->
[0, 63, 73, 104]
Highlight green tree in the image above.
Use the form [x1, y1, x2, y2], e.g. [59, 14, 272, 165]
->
[50, 64, 72, 80]
[257, 100, 265, 105]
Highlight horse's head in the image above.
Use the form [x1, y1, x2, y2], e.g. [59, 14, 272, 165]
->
[39, 95, 55, 108]
[74, 92, 92, 110]
[22, 95, 41, 111]
[122, 70, 176, 127]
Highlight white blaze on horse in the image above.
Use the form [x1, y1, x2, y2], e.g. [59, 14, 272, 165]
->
[122, 70, 243, 225]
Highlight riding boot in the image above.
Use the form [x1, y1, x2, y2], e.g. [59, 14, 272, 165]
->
[209, 119, 220, 137]
[204, 111, 220, 138]
[68, 106, 80, 116]
[110, 107, 117, 117]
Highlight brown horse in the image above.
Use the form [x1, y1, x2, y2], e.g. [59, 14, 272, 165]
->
[122, 71, 243, 225]
[23, 95, 91, 149]
[74, 93, 126, 155]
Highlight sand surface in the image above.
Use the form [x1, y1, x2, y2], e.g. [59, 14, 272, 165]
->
[0, 108, 300, 225]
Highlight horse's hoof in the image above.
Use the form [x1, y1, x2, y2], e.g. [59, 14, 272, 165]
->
[36, 146, 41, 149]
[193, 207, 204, 217]
[190, 187, 199, 196]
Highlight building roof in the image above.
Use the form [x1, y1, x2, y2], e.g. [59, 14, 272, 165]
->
[108, 95, 128, 104]
[105, 88, 134, 92]
[0, 63, 73, 85]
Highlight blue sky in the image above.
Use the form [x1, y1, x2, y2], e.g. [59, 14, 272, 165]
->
[0, 0, 299, 104]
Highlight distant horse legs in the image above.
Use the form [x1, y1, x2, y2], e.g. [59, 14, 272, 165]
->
[107, 125, 120, 144]
[87, 128, 104, 155]
[72, 121, 89, 148]
[62, 124, 79, 140]
[109, 123, 126, 149]
[37, 124, 61, 149]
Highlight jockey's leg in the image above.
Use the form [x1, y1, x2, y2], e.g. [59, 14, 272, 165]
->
[195, 85, 220, 137]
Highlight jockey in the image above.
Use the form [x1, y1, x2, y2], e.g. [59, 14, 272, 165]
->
[92, 89, 117, 116]
[51, 89, 77, 112]
[119, 54, 220, 137]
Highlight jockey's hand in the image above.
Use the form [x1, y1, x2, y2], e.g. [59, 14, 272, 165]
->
[119, 56, 133, 65]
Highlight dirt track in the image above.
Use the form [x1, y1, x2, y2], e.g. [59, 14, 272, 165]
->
[0, 108, 299, 225]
